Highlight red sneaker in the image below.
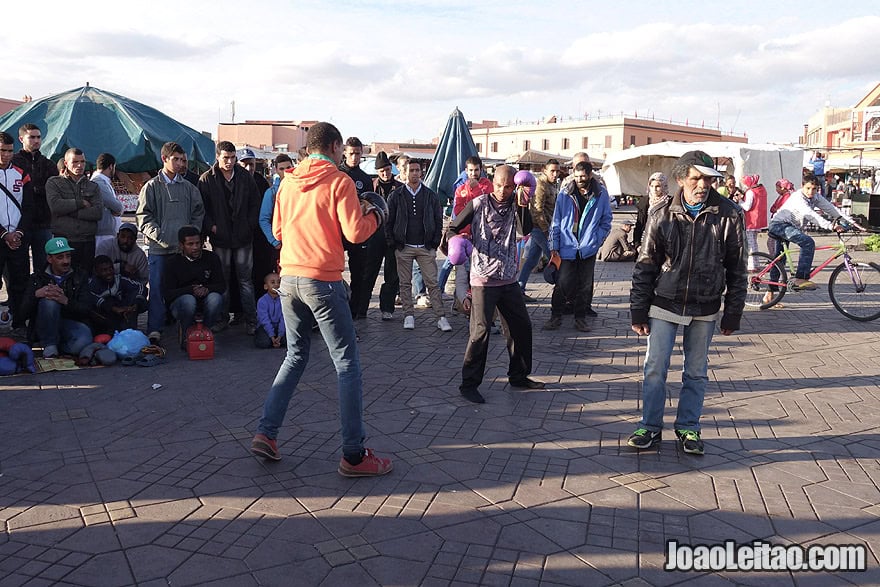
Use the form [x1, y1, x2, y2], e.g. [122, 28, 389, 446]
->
[251, 434, 281, 461]
[338, 448, 393, 477]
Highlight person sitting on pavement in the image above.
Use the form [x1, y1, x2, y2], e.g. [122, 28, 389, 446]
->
[95, 222, 148, 286]
[20, 237, 94, 358]
[88, 255, 147, 335]
[598, 220, 637, 262]
[767, 173, 861, 294]
[254, 272, 286, 349]
[447, 164, 542, 404]
[162, 226, 226, 339]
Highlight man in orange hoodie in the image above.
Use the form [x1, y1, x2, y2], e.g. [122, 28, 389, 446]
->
[250, 122, 392, 478]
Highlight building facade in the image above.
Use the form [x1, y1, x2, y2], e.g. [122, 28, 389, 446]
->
[803, 82, 880, 165]
[216, 120, 316, 155]
[469, 115, 747, 163]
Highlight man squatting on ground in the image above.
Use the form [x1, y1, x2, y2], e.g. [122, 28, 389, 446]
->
[250, 122, 393, 477]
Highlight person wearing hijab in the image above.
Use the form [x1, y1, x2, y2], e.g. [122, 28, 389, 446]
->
[634, 172, 669, 247]
[739, 174, 768, 270]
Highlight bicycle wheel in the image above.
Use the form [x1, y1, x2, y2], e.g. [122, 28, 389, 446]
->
[828, 260, 880, 321]
[745, 252, 787, 309]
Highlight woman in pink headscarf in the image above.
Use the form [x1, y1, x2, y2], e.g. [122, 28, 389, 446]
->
[739, 174, 767, 269]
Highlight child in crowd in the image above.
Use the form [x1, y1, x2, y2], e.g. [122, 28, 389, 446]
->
[255, 273, 286, 349]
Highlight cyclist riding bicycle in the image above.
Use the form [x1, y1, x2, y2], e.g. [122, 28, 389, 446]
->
[767, 173, 862, 291]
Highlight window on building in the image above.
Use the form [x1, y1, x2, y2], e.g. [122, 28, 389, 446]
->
[523, 140, 531, 151]
[562, 138, 570, 150]
[647, 137, 652, 145]
[542, 139, 549, 150]
[630, 135, 636, 146]
[604, 135, 612, 148]
[476, 143, 482, 153]
[582, 136, 589, 149]
[491, 142, 498, 153]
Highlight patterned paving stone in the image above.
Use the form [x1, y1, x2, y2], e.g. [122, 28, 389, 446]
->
[1, 243, 879, 584]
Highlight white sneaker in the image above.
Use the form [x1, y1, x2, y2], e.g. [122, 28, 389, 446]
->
[403, 316, 415, 330]
[416, 295, 432, 308]
[148, 330, 162, 343]
[437, 317, 452, 332]
[381, 312, 393, 321]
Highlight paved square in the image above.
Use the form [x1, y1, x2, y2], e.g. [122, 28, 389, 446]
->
[2, 245, 879, 585]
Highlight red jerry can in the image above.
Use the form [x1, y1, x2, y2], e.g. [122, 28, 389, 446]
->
[186, 321, 214, 360]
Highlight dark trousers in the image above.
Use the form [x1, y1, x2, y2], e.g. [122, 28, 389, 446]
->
[348, 233, 385, 318]
[68, 239, 96, 275]
[378, 243, 399, 314]
[254, 324, 285, 349]
[461, 283, 533, 392]
[252, 229, 279, 301]
[551, 255, 596, 318]
[0, 240, 30, 328]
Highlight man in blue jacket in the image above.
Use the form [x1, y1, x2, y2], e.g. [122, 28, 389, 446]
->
[545, 161, 612, 332]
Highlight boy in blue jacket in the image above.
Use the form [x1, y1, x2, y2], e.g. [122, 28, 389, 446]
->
[254, 272, 286, 349]
[545, 161, 612, 332]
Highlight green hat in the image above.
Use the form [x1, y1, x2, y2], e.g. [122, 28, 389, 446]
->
[45, 237, 75, 255]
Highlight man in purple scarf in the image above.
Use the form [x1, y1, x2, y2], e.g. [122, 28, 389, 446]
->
[447, 165, 544, 404]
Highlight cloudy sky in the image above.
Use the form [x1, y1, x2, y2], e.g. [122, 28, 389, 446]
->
[4, 0, 879, 146]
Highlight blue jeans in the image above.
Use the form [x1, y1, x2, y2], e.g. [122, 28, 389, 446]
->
[170, 292, 223, 333]
[640, 317, 715, 433]
[768, 223, 814, 280]
[214, 245, 257, 326]
[35, 299, 92, 354]
[147, 253, 168, 333]
[437, 258, 454, 293]
[257, 277, 365, 460]
[412, 262, 426, 297]
[517, 229, 550, 292]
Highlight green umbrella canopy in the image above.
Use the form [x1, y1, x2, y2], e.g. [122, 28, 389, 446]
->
[423, 107, 479, 207]
[0, 85, 215, 173]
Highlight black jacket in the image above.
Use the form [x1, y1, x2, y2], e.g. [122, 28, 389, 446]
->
[385, 184, 443, 250]
[162, 250, 226, 306]
[21, 268, 94, 324]
[630, 188, 747, 331]
[12, 149, 58, 228]
[198, 164, 260, 249]
[339, 162, 373, 195]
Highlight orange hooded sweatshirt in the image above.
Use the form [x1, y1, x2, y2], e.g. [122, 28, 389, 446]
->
[273, 156, 379, 281]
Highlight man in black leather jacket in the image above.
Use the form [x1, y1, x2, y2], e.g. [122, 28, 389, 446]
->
[627, 151, 747, 456]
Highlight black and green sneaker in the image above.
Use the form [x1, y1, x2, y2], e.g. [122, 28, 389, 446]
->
[675, 429, 704, 455]
[627, 428, 661, 449]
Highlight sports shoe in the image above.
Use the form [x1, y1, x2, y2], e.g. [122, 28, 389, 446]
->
[338, 448, 393, 477]
[675, 429, 705, 455]
[627, 428, 661, 449]
[437, 317, 452, 332]
[415, 295, 432, 308]
[460, 388, 486, 404]
[791, 278, 817, 291]
[381, 311, 394, 321]
[42, 344, 59, 359]
[574, 318, 591, 332]
[148, 331, 162, 344]
[403, 315, 415, 330]
[543, 316, 562, 330]
[251, 434, 282, 461]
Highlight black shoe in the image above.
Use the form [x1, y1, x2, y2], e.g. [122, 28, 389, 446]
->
[543, 316, 562, 330]
[585, 308, 598, 317]
[627, 428, 661, 449]
[460, 388, 485, 404]
[574, 318, 591, 332]
[675, 429, 705, 455]
[522, 292, 537, 303]
[509, 377, 545, 389]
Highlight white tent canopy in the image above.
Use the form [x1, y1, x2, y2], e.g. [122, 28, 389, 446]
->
[601, 142, 804, 199]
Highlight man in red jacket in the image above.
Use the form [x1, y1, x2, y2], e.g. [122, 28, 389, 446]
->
[251, 122, 392, 478]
